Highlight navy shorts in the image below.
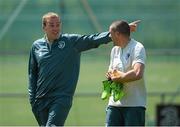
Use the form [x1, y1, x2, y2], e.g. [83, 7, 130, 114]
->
[106, 106, 145, 126]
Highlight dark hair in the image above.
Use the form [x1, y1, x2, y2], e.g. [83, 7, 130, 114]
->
[110, 20, 130, 36]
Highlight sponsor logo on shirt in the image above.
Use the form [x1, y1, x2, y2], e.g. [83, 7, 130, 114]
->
[58, 41, 65, 49]
[125, 53, 130, 60]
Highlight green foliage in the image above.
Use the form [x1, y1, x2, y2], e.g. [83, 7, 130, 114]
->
[101, 80, 124, 102]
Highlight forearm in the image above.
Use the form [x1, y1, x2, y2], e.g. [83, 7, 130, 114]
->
[85, 32, 112, 47]
[110, 63, 144, 84]
[91, 32, 112, 44]
[28, 75, 37, 105]
[120, 70, 142, 83]
[74, 32, 111, 52]
[28, 47, 38, 105]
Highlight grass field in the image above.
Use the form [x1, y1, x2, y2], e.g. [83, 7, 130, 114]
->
[0, 53, 180, 125]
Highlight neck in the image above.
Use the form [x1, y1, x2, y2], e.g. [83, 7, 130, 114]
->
[116, 37, 130, 48]
[48, 39, 54, 43]
[45, 35, 58, 44]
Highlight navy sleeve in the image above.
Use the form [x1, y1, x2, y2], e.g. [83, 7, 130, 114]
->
[70, 32, 111, 52]
[28, 44, 38, 106]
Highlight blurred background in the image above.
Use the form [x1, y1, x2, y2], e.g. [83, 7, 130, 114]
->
[0, 0, 180, 126]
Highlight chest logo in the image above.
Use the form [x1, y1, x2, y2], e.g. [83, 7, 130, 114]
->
[125, 53, 130, 60]
[58, 41, 65, 49]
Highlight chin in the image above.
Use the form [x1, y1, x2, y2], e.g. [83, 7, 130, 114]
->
[53, 35, 59, 39]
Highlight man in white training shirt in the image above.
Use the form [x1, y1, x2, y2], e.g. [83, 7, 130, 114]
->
[105, 20, 146, 126]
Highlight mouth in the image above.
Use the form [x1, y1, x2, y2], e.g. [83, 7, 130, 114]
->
[53, 32, 59, 36]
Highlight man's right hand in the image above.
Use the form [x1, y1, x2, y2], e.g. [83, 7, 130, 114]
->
[129, 20, 141, 32]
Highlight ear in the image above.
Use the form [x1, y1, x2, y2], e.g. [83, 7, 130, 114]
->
[42, 25, 46, 32]
[115, 31, 120, 38]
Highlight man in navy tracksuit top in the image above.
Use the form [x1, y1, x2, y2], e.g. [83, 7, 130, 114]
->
[28, 12, 138, 126]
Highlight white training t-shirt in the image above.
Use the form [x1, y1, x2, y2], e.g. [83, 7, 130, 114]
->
[108, 38, 147, 108]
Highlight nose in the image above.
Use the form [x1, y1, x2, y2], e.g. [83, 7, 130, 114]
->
[53, 26, 60, 32]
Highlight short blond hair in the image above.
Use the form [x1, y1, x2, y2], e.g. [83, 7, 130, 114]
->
[42, 12, 60, 27]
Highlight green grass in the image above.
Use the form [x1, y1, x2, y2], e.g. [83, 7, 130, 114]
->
[0, 54, 180, 125]
[0, 97, 37, 126]
[0, 55, 28, 93]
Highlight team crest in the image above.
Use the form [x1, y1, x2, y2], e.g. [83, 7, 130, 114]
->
[58, 41, 65, 49]
[125, 53, 130, 60]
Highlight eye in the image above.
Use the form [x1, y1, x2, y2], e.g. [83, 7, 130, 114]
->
[56, 23, 60, 27]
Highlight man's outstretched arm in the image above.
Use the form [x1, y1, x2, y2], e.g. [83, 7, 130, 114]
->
[72, 20, 141, 52]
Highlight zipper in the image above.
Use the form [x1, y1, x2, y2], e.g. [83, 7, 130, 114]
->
[49, 44, 52, 52]
[47, 43, 52, 53]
